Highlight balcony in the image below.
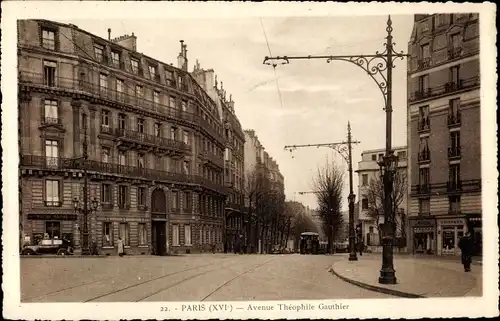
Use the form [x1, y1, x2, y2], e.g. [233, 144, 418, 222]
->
[43, 200, 62, 207]
[447, 180, 462, 193]
[20, 155, 227, 195]
[448, 146, 461, 159]
[206, 152, 225, 169]
[418, 149, 431, 163]
[100, 125, 113, 135]
[18, 71, 199, 126]
[418, 117, 430, 132]
[415, 184, 431, 195]
[417, 57, 432, 70]
[409, 76, 480, 102]
[42, 117, 62, 126]
[199, 117, 225, 145]
[114, 128, 191, 155]
[447, 46, 463, 60]
[447, 113, 461, 127]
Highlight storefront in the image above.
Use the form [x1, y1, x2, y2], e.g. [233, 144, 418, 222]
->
[26, 214, 78, 245]
[410, 218, 436, 254]
[466, 214, 482, 256]
[437, 217, 466, 256]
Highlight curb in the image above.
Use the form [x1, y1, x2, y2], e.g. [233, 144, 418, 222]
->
[328, 266, 425, 299]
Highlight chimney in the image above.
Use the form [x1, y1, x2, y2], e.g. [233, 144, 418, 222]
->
[177, 40, 188, 71]
[108, 28, 111, 40]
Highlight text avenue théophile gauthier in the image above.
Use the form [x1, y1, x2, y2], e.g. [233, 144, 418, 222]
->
[173, 302, 349, 313]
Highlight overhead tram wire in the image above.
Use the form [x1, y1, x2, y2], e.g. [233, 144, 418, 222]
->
[259, 18, 288, 144]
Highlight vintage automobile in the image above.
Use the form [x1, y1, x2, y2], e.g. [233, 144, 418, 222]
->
[21, 238, 74, 256]
[333, 241, 350, 253]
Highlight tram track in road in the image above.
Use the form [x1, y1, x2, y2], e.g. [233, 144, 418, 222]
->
[200, 258, 277, 302]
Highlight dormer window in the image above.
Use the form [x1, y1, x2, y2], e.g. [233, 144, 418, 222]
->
[131, 59, 139, 74]
[111, 51, 120, 67]
[94, 44, 104, 62]
[149, 65, 156, 79]
[166, 70, 174, 86]
[42, 29, 56, 50]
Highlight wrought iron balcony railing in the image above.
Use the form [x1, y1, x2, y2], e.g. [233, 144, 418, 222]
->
[18, 71, 200, 126]
[410, 76, 480, 102]
[114, 128, 191, 152]
[447, 46, 463, 60]
[42, 117, 62, 126]
[447, 180, 462, 192]
[418, 117, 430, 132]
[448, 113, 461, 126]
[448, 146, 461, 158]
[418, 149, 431, 162]
[20, 155, 227, 195]
[44, 200, 62, 207]
[417, 57, 432, 70]
[416, 184, 431, 194]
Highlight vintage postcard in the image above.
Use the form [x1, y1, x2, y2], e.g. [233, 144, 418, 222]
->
[2, 1, 498, 320]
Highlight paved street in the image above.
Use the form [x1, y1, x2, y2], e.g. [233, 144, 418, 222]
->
[21, 254, 392, 302]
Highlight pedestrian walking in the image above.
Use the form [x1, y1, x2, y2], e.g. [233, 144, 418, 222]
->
[117, 237, 124, 257]
[458, 232, 473, 272]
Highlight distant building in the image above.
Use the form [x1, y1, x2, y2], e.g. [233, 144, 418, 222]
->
[407, 14, 481, 256]
[356, 147, 408, 247]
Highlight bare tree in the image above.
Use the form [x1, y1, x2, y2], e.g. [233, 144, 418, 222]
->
[366, 168, 408, 243]
[312, 159, 345, 253]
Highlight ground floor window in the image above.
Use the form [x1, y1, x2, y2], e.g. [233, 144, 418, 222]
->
[184, 225, 192, 246]
[199, 226, 204, 245]
[103, 222, 113, 247]
[172, 224, 179, 246]
[119, 223, 130, 246]
[138, 223, 147, 246]
[45, 221, 60, 239]
[441, 225, 464, 255]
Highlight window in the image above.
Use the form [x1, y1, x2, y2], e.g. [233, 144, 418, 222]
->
[183, 131, 190, 145]
[362, 174, 368, 186]
[99, 73, 108, 92]
[397, 151, 407, 160]
[118, 151, 126, 166]
[419, 167, 430, 186]
[45, 139, 58, 167]
[102, 147, 110, 163]
[139, 223, 147, 246]
[172, 224, 180, 246]
[101, 110, 110, 128]
[169, 96, 176, 109]
[153, 91, 160, 105]
[371, 154, 376, 161]
[181, 101, 187, 112]
[420, 43, 430, 59]
[171, 192, 178, 209]
[137, 119, 144, 133]
[166, 71, 174, 86]
[378, 153, 384, 160]
[418, 74, 429, 92]
[419, 105, 430, 130]
[450, 66, 460, 84]
[137, 187, 146, 206]
[44, 99, 58, 123]
[154, 123, 161, 137]
[118, 114, 127, 130]
[45, 180, 60, 206]
[178, 76, 183, 89]
[184, 225, 192, 246]
[449, 164, 460, 183]
[183, 192, 191, 212]
[149, 65, 156, 79]
[137, 153, 145, 168]
[82, 113, 88, 129]
[116, 79, 124, 93]
[94, 44, 104, 62]
[361, 198, 368, 210]
[119, 223, 130, 246]
[434, 14, 447, 27]
[43, 60, 57, 86]
[135, 85, 143, 99]
[131, 59, 139, 74]
[419, 137, 429, 159]
[450, 131, 460, 151]
[45, 221, 60, 239]
[369, 226, 374, 233]
[419, 198, 430, 214]
[118, 186, 128, 208]
[103, 222, 113, 247]
[101, 184, 111, 203]
[170, 127, 177, 140]
[183, 161, 189, 174]
[449, 195, 461, 214]
[450, 33, 461, 48]
[42, 29, 56, 50]
[111, 51, 120, 67]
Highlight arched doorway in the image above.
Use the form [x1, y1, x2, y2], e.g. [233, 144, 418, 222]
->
[151, 188, 167, 256]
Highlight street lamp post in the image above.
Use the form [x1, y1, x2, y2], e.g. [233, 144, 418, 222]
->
[264, 15, 406, 284]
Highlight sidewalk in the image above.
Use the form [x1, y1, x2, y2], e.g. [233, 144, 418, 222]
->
[330, 253, 482, 298]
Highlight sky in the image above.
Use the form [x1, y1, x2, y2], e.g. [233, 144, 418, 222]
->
[61, 15, 414, 211]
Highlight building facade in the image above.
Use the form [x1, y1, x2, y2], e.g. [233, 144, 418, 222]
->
[191, 62, 246, 252]
[407, 13, 481, 256]
[356, 147, 408, 248]
[18, 20, 228, 255]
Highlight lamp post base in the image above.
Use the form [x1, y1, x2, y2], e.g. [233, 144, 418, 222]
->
[348, 253, 358, 261]
[81, 247, 91, 256]
[378, 267, 397, 284]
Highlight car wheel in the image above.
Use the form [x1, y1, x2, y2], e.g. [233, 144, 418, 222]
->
[57, 249, 69, 256]
[22, 249, 36, 255]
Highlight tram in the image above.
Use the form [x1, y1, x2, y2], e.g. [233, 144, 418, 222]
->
[299, 232, 320, 254]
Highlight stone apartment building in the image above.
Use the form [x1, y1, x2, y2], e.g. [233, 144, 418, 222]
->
[407, 13, 481, 256]
[356, 147, 408, 248]
[191, 62, 246, 252]
[18, 20, 229, 255]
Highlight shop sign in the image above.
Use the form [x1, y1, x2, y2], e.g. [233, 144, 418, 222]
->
[414, 227, 435, 233]
[27, 214, 78, 221]
[440, 218, 465, 226]
[414, 219, 435, 227]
